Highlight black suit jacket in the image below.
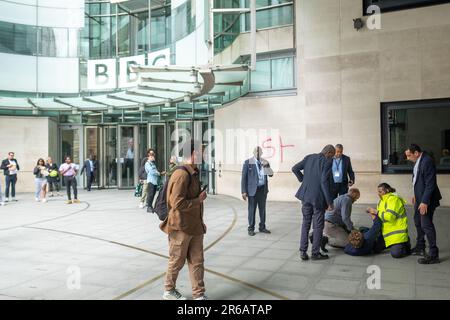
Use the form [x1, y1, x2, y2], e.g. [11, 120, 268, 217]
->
[414, 152, 442, 209]
[338, 154, 355, 184]
[81, 159, 98, 176]
[1, 158, 20, 175]
[292, 153, 334, 209]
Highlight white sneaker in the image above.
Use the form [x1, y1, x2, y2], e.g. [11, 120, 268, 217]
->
[0, 202, 5, 206]
[162, 289, 186, 300]
[42, 198, 47, 203]
[35, 198, 40, 202]
[194, 295, 208, 300]
[139, 202, 145, 209]
[12, 198, 17, 202]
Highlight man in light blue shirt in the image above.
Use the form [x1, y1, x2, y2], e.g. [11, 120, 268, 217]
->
[80, 154, 98, 192]
[331, 144, 355, 200]
[145, 154, 165, 213]
[241, 147, 274, 236]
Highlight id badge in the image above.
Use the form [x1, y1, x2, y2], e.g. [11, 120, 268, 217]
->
[334, 171, 340, 178]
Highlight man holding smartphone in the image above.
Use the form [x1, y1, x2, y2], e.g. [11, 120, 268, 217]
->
[241, 146, 274, 236]
[160, 140, 208, 300]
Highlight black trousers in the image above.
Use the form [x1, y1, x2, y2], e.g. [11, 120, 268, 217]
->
[300, 202, 325, 255]
[47, 178, 60, 192]
[146, 183, 157, 209]
[86, 173, 95, 191]
[5, 174, 17, 198]
[248, 186, 267, 231]
[64, 176, 78, 200]
[331, 182, 348, 200]
[414, 205, 439, 258]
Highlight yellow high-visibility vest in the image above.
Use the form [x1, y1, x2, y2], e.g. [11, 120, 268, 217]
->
[377, 193, 409, 247]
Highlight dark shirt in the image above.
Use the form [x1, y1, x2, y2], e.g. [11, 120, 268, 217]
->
[344, 216, 383, 256]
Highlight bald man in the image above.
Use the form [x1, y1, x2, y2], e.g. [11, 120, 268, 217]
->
[241, 147, 274, 236]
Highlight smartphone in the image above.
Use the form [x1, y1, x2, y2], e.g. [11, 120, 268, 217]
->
[201, 184, 208, 192]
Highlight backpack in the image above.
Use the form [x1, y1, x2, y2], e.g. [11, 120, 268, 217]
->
[154, 166, 191, 221]
[134, 182, 143, 197]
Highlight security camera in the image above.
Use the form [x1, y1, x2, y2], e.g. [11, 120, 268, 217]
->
[353, 18, 364, 31]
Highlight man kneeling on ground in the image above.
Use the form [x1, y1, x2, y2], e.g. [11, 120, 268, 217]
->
[323, 188, 360, 248]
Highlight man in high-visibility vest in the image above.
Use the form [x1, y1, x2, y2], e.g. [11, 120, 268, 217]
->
[366, 183, 411, 258]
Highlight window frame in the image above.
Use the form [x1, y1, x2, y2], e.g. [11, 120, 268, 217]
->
[381, 98, 450, 174]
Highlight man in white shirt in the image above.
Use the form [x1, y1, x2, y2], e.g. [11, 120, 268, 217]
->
[1, 152, 20, 202]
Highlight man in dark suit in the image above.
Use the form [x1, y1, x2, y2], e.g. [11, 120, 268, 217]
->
[330, 144, 355, 199]
[241, 146, 273, 236]
[292, 145, 335, 261]
[405, 144, 442, 264]
[80, 154, 98, 191]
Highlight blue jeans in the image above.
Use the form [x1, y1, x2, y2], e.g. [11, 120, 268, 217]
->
[35, 178, 47, 200]
[5, 174, 17, 198]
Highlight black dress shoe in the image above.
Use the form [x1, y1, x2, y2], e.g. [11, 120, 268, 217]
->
[411, 246, 426, 256]
[311, 252, 329, 260]
[259, 228, 271, 234]
[300, 251, 309, 261]
[418, 256, 440, 264]
[147, 207, 154, 213]
[321, 236, 329, 253]
[248, 230, 256, 236]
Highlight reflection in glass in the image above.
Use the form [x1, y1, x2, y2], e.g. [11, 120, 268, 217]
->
[105, 127, 117, 187]
[386, 107, 450, 170]
[120, 127, 135, 187]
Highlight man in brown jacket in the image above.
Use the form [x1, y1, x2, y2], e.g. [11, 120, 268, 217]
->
[160, 140, 207, 300]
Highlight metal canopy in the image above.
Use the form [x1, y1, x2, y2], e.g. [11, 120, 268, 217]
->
[0, 64, 249, 113]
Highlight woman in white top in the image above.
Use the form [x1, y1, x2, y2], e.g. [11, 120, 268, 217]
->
[33, 158, 48, 202]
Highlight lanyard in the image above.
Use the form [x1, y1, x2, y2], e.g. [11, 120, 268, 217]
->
[334, 158, 342, 170]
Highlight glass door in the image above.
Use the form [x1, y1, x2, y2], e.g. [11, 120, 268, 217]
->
[149, 123, 167, 173]
[60, 125, 83, 188]
[101, 126, 118, 188]
[118, 125, 139, 188]
[84, 126, 99, 189]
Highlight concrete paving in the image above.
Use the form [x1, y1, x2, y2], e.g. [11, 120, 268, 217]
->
[0, 189, 449, 300]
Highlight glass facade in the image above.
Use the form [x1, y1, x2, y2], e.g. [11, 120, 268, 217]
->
[0, 20, 79, 57]
[236, 51, 295, 92]
[83, 1, 174, 59]
[214, 0, 294, 54]
[172, 0, 196, 42]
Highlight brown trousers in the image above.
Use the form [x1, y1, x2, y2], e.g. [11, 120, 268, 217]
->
[165, 230, 205, 298]
[323, 221, 349, 248]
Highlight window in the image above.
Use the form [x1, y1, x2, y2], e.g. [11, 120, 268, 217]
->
[172, 0, 196, 42]
[242, 0, 293, 31]
[363, 0, 450, 14]
[245, 52, 296, 92]
[0, 21, 37, 55]
[381, 98, 450, 173]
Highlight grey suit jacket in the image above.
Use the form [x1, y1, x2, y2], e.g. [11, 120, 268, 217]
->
[292, 153, 334, 209]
